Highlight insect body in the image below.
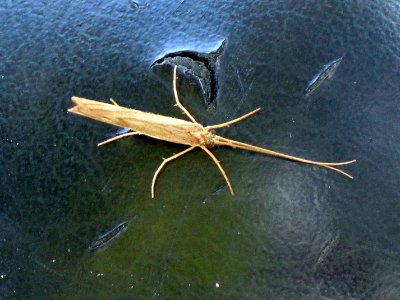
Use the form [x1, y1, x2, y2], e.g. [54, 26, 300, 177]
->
[69, 66, 356, 198]
[70, 97, 205, 146]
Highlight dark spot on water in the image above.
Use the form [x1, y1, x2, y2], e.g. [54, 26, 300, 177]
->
[88, 219, 134, 252]
[305, 55, 344, 95]
[314, 242, 376, 298]
[151, 40, 226, 106]
[128, 0, 147, 10]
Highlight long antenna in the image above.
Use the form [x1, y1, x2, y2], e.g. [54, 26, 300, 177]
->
[214, 135, 356, 179]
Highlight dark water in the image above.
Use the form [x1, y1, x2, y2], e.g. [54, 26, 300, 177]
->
[1, 0, 400, 299]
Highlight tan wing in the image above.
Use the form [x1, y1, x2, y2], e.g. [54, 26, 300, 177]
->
[69, 97, 204, 146]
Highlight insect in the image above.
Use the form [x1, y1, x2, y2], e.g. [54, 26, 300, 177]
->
[69, 66, 356, 198]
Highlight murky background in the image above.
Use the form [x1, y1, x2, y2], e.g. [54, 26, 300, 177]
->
[1, 0, 400, 298]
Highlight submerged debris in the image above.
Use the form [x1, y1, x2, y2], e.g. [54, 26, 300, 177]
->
[305, 56, 343, 95]
[89, 219, 132, 252]
[128, 0, 148, 9]
[316, 234, 340, 267]
[128, 0, 140, 9]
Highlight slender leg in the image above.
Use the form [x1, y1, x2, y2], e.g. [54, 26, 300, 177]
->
[200, 146, 234, 196]
[151, 146, 197, 198]
[172, 66, 198, 124]
[206, 108, 261, 130]
[109, 98, 119, 106]
[98, 132, 140, 147]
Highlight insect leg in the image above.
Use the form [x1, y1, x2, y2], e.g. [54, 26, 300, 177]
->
[109, 98, 119, 106]
[151, 146, 197, 198]
[172, 66, 199, 124]
[206, 108, 261, 130]
[98, 132, 141, 147]
[200, 146, 234, 196]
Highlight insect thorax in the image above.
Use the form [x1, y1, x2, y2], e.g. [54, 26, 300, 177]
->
[204, 130, 216, 148]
